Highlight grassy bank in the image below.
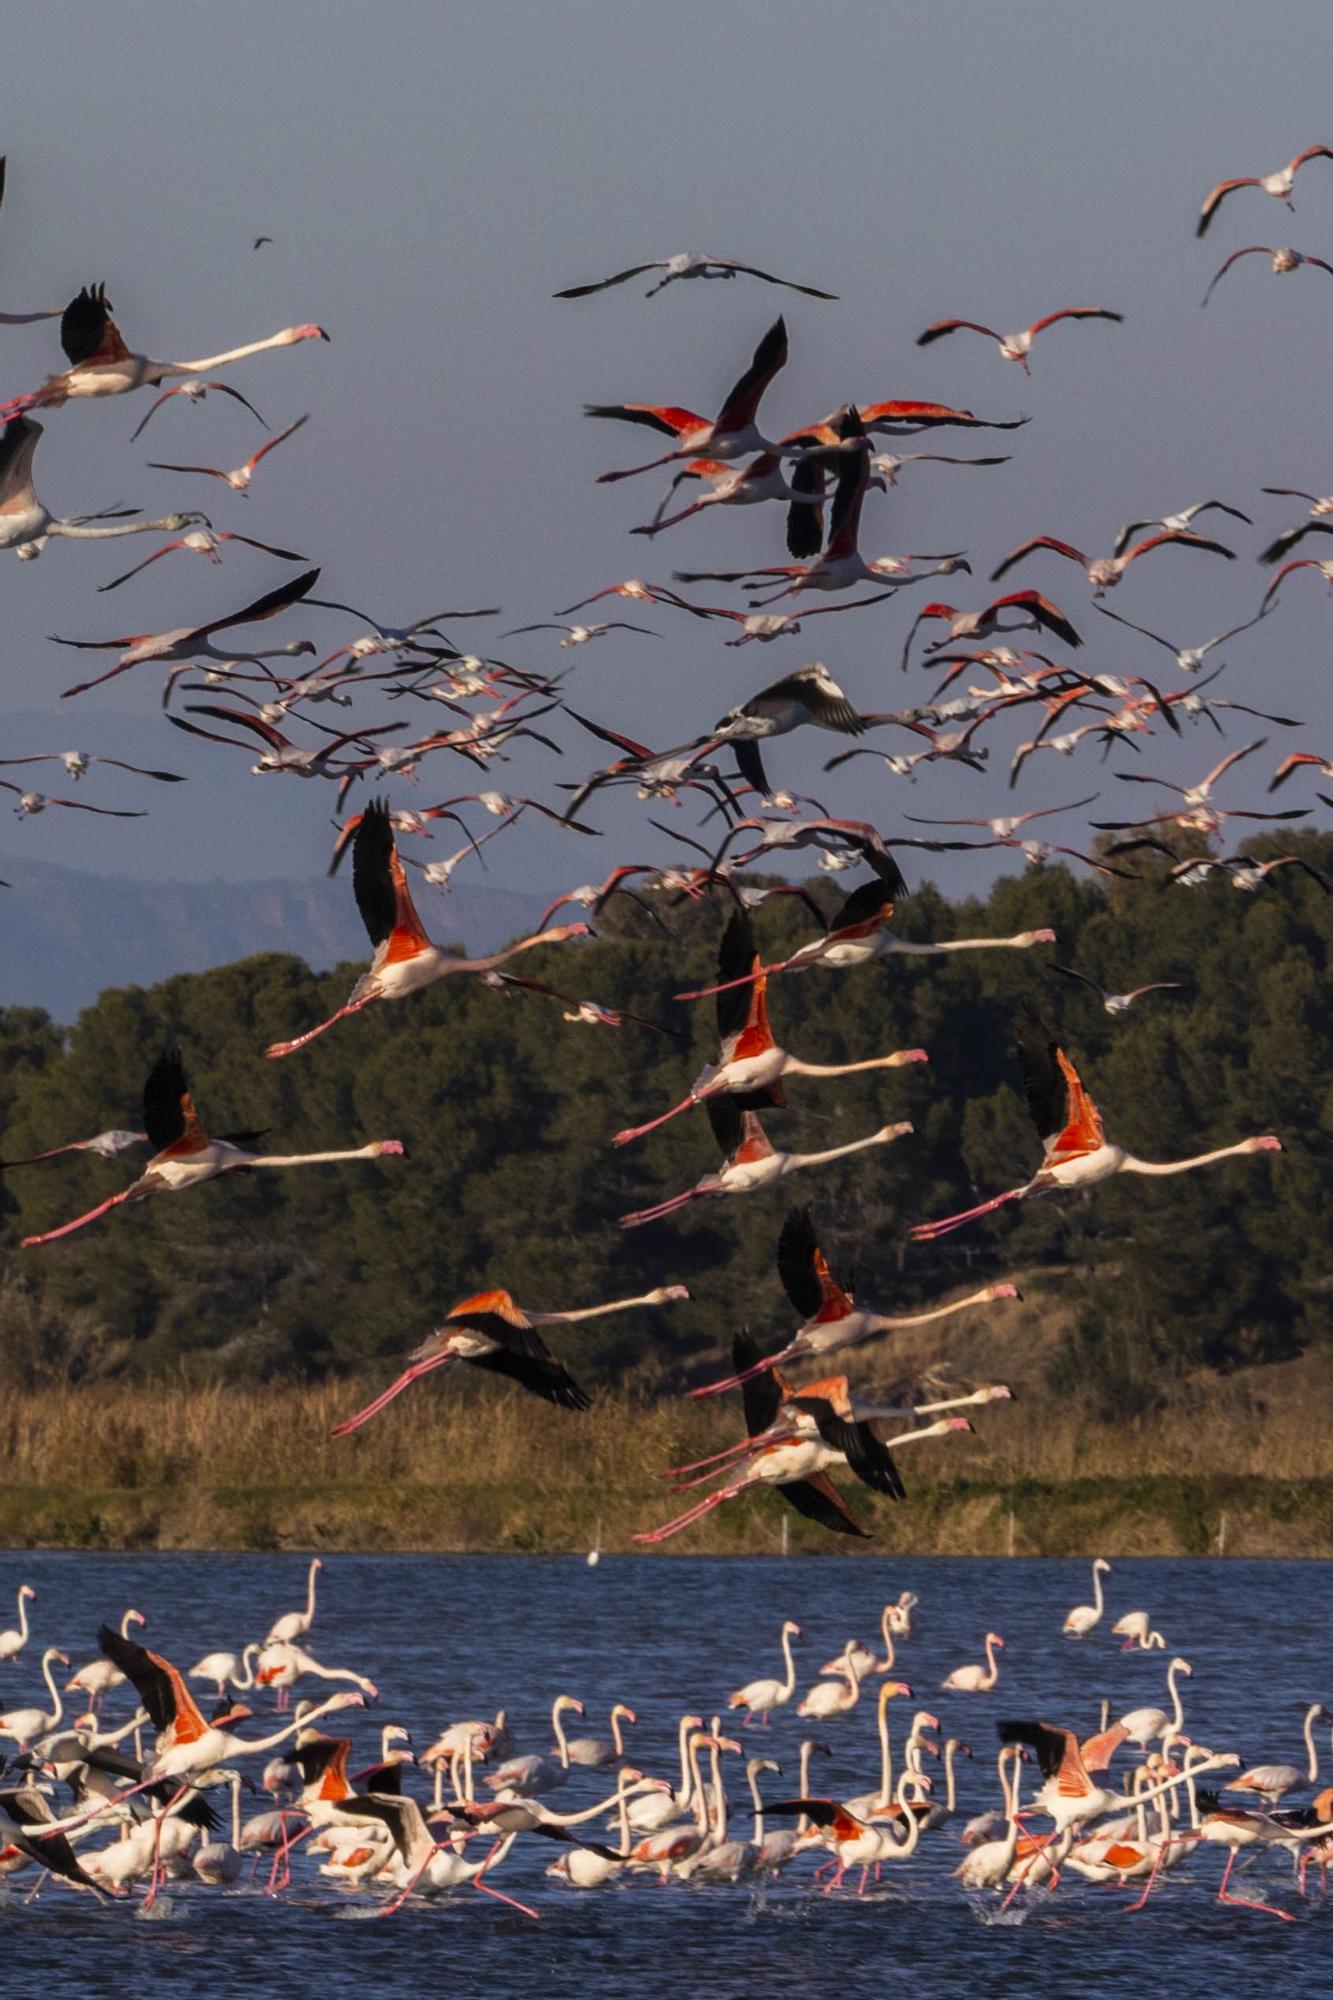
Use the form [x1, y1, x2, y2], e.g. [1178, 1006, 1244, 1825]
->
[2, 1360, 1331, 1555]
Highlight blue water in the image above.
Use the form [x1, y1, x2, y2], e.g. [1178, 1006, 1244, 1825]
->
[1, 1553, 1329, 1998]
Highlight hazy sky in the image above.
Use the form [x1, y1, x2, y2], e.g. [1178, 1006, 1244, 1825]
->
[2, 1, 1330, 908]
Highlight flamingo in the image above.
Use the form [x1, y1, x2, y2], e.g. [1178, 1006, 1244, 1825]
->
[1051, 963, 1184, 1015]
[50, 565, 321, 702]
[485, 1695, 585, 1797]
[65, 1609, 147, 1709]
[0, 1584, 35, 1661]
[0, 1783, 114, 1899]
[1201, 245, 1333, 307]
[562, 1704, 637, 1769]
[942, 1633, 1005, 1692]
[98, 527, 306, 593]
[910, 1011, 1281, 1241]
[916, 306, 1123, 369]
[591, 316, 796, 482]
[617, 1093, 910, 1230]
[1196, 1790, 1300, 1918]
[0, 749, 183, 787]
[955, 1745, 1025, 1886]
[254, 1643, 378, 1703]
[1120, 1657, 1193, 1745]
[632, 662, 878, 804]
[331, 1282, 684, 1434]
[687, 1204, 1018, 1396]
[0, 1647, 69, 1746]
[1224, 1704, 1330, 1803]
[129, 377, 270, 439]
[634, 447, 832, 541]
[842, 1680, 918, 1817]
[871, 448, 1010, 485]
[189, 1644, 260, 1699]
[1259, 518, 1333, 565]
[1063, 1557, 1112, 1637]
[676, 872, 1055, 1005]
[990, 527, 1235, 597]
[797, 1644, 865, 1722]
[264, 800, 590, 1057]
[145, 412, 308, 495]
[0, 282, 328, 418]
[0, 781, 151, 821]
[503, 618, 658, 647]
[727, 1621, 801, 1726]
[763, 1780, 922, 1892]
[1262, 555, 1333, 609]
[1112, 1611, 1168, 1652]
[613, 910, 927, 1147]
[555, 252, 837, 299]
[0, 415, 206, 558]
[265, 1558, 324, 1644]
[1196, 145, 1333, 235]
[1270, 750, 1333, 792]
[900, 591, 1082, 670]
[21, 1047, 404, 1247]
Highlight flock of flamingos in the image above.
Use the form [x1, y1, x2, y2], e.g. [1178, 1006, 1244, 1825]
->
[0, 132, 1329, 1917]
[0, 1561, 1329, 1920]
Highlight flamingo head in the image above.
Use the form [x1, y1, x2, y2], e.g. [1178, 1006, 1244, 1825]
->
[1245, 1135, 1282, 1153]
[287, 325, 331, 343]
[646, 1285, 690, 1304]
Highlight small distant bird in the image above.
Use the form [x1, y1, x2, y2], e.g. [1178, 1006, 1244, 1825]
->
[1258, 519, 1333, 566]
[1094, 601, 1269, 674]
[130, 379, 269, 441]
[253, 236, 274, 250]
[147, 412, 308, 496]
[916, 308, 1123, 371]
[501, 621, 659, 647]
[1196, 145, 1333, 236]
[1112, 499, 1251, 557]
[0, 782, 146, 819]
[2, 1128, 145, 1171]
[1201, 246, 1333, 308]
[1051, 965, 1184, 1016]
[0, 750, 183, 783]
[97, 527, 306, 592]
[870, 450, 1010, 485]
[990, 528, 1234, 598]
[555, 253, 837, 300]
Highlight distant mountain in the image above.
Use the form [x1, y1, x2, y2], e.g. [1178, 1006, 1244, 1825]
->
[0, 851, 550, 1021]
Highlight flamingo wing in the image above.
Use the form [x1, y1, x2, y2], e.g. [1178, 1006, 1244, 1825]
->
[714, 909, 765, 1047]
[778, 1471, 870, 1538]
[704, 1088, 746, 1162]
[1195, 178, 1261, 236]
[1025, 307, 1124, 337]
[583, 403, 704, 439]
[0, 414, 42, 506]
[352, 798, 431, 955]
[246, 412, 309, 471]
[715, 316, 788, 434]
[554, 264, 664, 298]
[142, 1047, 210, 1156]
[990, 535, 1087, 583]
[821, 410, 870, 559]
[827, 874, 904, 935]
[915, 319, 1002, 347]
[998, 1719, 1078, 1784]
[1259, 519, 1333, 565]
[998, 590, 1082, 649]
[1015, 1011, 1102, 1159]
[720, 262, 838, 300]
[1200, 246, 1269, 304]
[98, 1624, 208, 1744]
[60, 283, 129, 366]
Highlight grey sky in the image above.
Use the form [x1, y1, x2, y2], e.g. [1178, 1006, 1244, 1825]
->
[1, 1, 1329, 911]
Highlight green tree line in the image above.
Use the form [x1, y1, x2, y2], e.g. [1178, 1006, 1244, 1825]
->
[1, 832, 1328, 1415]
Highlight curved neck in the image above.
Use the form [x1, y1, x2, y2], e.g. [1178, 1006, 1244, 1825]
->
[552, 1700, 573, 1766]
[746, 1765, 765, 1844]
[876, 1695, 893, 1807]
[1167, 1662, 1186, 1734]
[1091, 1563, 1105, 1616]
[610, 1706, 628, 1757]
[304, 1562, 320, 1624]
[709, 1740, 726, 1844]
[677, 1717, 695, 1804]
[16, 1590, 30, 1645]
[780, 1626, 797, 1698]
[41, 1651, 64, 1723]
[877, 1608, 895, 1672]
[1305, 1705, 1322, 1783]
[984, 1633, 1000, 1680]
[237, 1644, 259, 1689]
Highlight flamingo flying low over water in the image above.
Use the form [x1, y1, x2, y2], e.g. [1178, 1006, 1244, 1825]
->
[329, 1284, 688, 1434]
[909, 1011, 1281, 1241]
[20, 1048, 404, 1246]
[0, 282, 329, 419]
[264, 801, 591, 1056]
[613, 910, 928, 1147]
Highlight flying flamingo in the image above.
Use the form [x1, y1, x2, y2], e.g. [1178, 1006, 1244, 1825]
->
[145, 413, 308, 495]
[1092, 736, 1311, 838]
[1201, 245, 1333, 307]
[1094, 599, 1270, 674]
[0, 415, 206, 559]
[690, 1206, 1018, 1402]
[989, 527, 1235, 597]
[916, 306, 1123, 369]
[129, 377, 270, 440]
[634, 448, 831, 540]
[97, 526, 306, 591]
[0, 282, 328, 418]
[1261, 556, 1333, 610]
[634, 1408, 901, 1544]
[555, 252, 837, 299]
[65, 1608, 147, 1709]
[1112, 498, 1252, 554]
[20, 1047, 404, 1247]
[50, 565, 321, 701]
[618, 1093, 910, 1230]
[264, 801, 591, 1056]
[329, 1283, 687, 1435]
[167, 703, 407, 781]
[613, 910, 927, 1148]
[1051, 963, 1184, 1014]
[942, 1633, 1005, 1692]
[901, 591, 1082, 671]
[590, 316, 797, 482]
[0, 749, 182, 786]
[482, 970, 683, 1038]
[903, 794, 1098, 841]
[1196, 145, 1333, 235]
[1258, 516, 1333, 565]
[676, 873, 1055, 1005]
[501, 619, 658, 646]
[763, 1783, 923, 1892]
[0, 783, 147, 821]
[909, 1011, 1281, 1242]
[1270, 750, 1333, 791]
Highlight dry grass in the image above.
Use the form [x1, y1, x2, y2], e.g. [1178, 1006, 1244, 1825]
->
[2, 1330, 1331, 1555]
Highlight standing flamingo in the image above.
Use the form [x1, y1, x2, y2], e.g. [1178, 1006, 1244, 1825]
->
[910, 1011, 1281, 1241]
[727, 1621, 801, 1726]
[264, 800, 590, 1056]
[265, 1559, 323, 1644]
[0, 282, 328, 418]
[21, 1048, 404, 1247]
[1064, 1558, 1112, 1637]
[942, 1633, 1005, 1692]
[0, 1647, 69, 1746]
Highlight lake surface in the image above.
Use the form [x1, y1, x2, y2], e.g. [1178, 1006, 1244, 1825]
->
[1, 1552, 1329, 1999]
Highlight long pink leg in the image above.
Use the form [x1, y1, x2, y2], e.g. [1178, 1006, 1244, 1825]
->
[633, 1486, 738, 1544]
[470, 1839, 541, 1921]
[22, 1185, 141, 1248]
[1218, 1847, 1295, 1920]
[661, 1436, 759, 1479]
[618, 1187, 704, 1229]
[676, 960, 793, 1004]
[265, 993, 374, 1060]
[1122, 1834, 1175, 1913]
[143, 1784, 189, 1912]
[330, 1352, 456, 1436]
[909, 1187, 1026, 1242]
[612, 1096, 703, 1148]
[688, 1355, 779, 1401]
[669, 1446, 762, 1490]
